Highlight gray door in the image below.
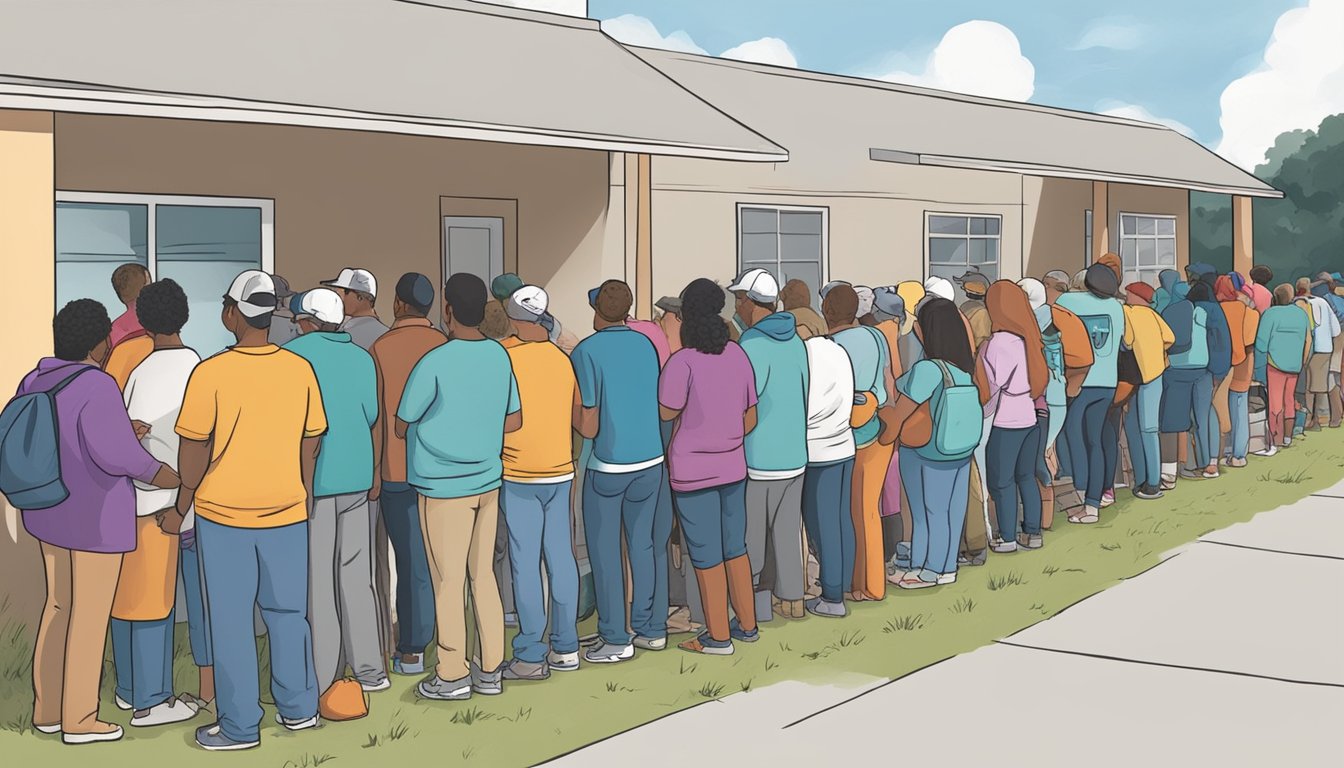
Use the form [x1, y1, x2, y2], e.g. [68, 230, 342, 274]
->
[442, 216, 504, 287]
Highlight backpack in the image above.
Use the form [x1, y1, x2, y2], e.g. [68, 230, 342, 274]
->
[0, 367, 90, 510]
[929, 360, 982, 460]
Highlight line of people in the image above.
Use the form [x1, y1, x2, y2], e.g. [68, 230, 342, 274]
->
[6, 254, 1340, 750]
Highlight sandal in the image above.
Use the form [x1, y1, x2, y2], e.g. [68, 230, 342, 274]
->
[1067, 511, 1099, 524]
[895, 574, 937, 590]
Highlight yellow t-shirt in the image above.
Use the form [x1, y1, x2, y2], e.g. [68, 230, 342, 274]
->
[105, 335, 153, 391]
[176, 344, 327, 528]
[501, 337, 577, 482]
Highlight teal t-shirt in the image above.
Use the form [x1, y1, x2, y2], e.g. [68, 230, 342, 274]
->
[283, 332, 378, 497]
[896, 358, 975, 462]
[570, 326, 664, 468]
[398, 338, 520, 499]
[833, 325, 890, 448]
[739, 314, 810, 475]
[1055, 292, 1126, 389]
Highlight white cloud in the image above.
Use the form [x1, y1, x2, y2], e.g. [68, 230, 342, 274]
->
[1216, 0, 1344, 170]
[599, 14, 707, 54]
[876, 21, 1035, 102]
[719, 37, 798, 68]
[1096, 100, 1197, 138]
[1071, 18, 1144, 51]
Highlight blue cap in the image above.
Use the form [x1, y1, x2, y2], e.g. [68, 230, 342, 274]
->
[289, 291, 307, 316]
[587, 286, 601, 307]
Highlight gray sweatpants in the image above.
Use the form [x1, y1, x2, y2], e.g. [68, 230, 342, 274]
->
[746, 475, 806, 620]
[309, 492, 384, 691]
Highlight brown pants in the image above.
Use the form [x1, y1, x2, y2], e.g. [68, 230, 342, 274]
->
[961, 456, 988, 554]
[32, 542, 122, 732]
[420, 491, 505, 682]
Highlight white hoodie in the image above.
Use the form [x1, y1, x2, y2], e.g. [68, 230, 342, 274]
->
[804, 336, 857, 464]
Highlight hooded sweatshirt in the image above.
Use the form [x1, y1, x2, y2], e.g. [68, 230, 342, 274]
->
[1055, 264, 1126, 389]
[1255, 305, 1311, 380]
[1165, 283, 1208, 369]
[1189, 283, 1233, 378]
[739, 312, 810, 478]
[1153, 269, 1181, 315]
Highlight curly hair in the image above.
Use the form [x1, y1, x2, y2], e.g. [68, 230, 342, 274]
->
[679, 278, 729, 355]
[54, 298, 112, 361]
[135, 278, 190, 336]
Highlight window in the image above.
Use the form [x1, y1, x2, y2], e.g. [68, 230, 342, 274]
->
[737, 205, 827, 308]
[56, 193, 274, 357]
[1084, 209, 1093, 265]
[1119, 213, 1177, 287]
[926, 214, 1001, 301]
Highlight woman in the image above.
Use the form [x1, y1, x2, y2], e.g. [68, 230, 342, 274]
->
[976, 282, 1048, 552]
[1217, 275, 1260, 467]
[1254, 284, 1312, 455]
[878, 298, 979, 588]
[659, 278, 759, 655]
[1018, 278, 1065, 528]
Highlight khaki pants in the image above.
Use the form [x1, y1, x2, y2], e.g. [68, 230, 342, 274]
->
[420, 491, 505, 682]
[32, 542, 122, 732]
[961, 456, 989, 554]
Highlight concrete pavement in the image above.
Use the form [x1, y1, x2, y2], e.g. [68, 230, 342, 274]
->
[543, 486, 1344, 767]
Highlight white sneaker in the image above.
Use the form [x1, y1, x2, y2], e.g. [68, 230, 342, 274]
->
[632, 635, 667, 651]
[583, 642, 634, 664]
[547, 650, 580, 672]
[936, 572, 957, 585]
[131, 697, 200, 728]
[360, 677, 391, 693]
[1252, 445, 1279, 457]
[114, 695, 132, 711]
[33, 723, 61, 735]
[274, 713, 320, 731]
[62, 725, 123, 745]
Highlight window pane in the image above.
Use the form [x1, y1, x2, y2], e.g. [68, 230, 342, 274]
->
[779, 210, 823, 236]
[1136, 216, 1156, 236]
[1156, 237, 1176, 267]
[929, 237, 968, 265]
[780, 233, 821, 262]
[740, 232, 778, 265]
[978, 263, 1000, 282]
[1157, 218, 1176, 236]
[984, 238, 999, 265]
[1137, 238, 1157, 266]
[969, 239, 988, 265]
[1120, 238, 1138, 267]
[1121, 215, 1137, 235]
[929, 216, 968, 235]
[739, 208, 778, 235]
[55, 202, 148, 314]
[969, 218, 986, 236]
[984, 218, 1000, 236]
[157, 205, 263, 357]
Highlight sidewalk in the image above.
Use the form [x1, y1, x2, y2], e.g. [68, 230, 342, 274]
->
[544, 481, 1344, 767]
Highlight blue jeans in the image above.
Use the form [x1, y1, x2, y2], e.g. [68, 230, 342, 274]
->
[1125, 377, 1163, 489]
[112, 614, 174, 711]
[1228, 389, 1250, 459]
[583, 466, 666, 646]
[179, 533, 213, 667]
[1064, 386, 1116, 508]
[987, 425, 1042, 538]
[197, 517, 317, 744]
[801, 459, 854, 603]
[673, 480, 748, 570]
[502, 480, 580, 663]
[381, 482, 435, 656]
[901, 448, 970, 581]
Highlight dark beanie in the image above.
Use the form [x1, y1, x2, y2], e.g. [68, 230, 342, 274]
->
[1084, 262, 1120, 299]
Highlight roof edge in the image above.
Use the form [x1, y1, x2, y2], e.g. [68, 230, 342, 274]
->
[393, 0, 598, 30]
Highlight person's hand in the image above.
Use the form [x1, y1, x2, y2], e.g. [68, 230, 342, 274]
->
[151, 463, 180, 489]
[156, 507, 185, 535]
[131, 420, 152, 440]
[368, 477, 382, 502]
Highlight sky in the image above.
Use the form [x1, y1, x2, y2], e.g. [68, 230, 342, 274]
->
[588, 0, 1344, 171]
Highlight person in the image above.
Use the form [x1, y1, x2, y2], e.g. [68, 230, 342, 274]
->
[111, 279, 202, 728]
[494, 272, 580, 353]
[322, 267, 389, 351]
[481, 299, 515, 341]
[108, 263, 151, 350]
[1153, 269, 1181, 315]
[283, 288, 385, 698]
[826, 284, 893, 602]
[1159, 277, 1211, 486]
[1312, 273, 1344, 428]
[976, 281, 1048, 552]
[855, 285, 877, 326]
[955, 270, 992, 350]
[267, 274, 300, 346]
[729, 269, 809, 622]
[871, 287, 908, 570]
[1247, 265, 1275, 313]
[1042, 271, 1071, 306]
[17, 299, 179, 745]
[656, 296, 684, 356]
[924, 275, 955, 303]
[497, 286, 582, 680]
[626, 304, 672, 368]
[570, 280, 668, 663]
[1185, 280, 1233, 479]
[1298, 277, 1340, 430]
[878, 297, 979, 588]
[781, 279, 827, 340]
[369, 273, 446, 676]
[660, 278, 759, 654]
[1217, 276, 1260, 467]
[1055, 263, 1126, 523]
[1254, 284, 1312, 455]
[397, 273, 521, 701]
[1019, 278, 1065, 524]
[1122, 282, 1175, 498]
[175, 270, 325, 750]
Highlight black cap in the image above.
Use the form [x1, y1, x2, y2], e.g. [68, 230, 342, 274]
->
[396, 272, 435, 313]
[1084, 262, 1121, 299]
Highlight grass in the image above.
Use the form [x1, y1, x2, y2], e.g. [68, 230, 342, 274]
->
[1, 430, 1341, 767]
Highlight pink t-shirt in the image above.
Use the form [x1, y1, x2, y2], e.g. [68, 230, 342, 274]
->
[1248, 283, 1273, 314]
[658, 343, 757, 493]
[979, 332, 1039, 429]
[627, 318, 671, 369]
[109, 303, 146, 349]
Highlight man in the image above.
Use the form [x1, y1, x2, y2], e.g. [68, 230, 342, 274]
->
[570, 280, 667, 663]
[283, 288, 385, 699]
[1042, 271, 1071, 306]
[729, 269, 810, 621]
[955, 270, 992, 350]
[1121, 282, 1174, 499]
[1158, 274, 1205, 488]
[103, 263, 154, 390]
[493, 272, 580, 353]
[322, 267, 388, 351]
[1247, 265, 1275, 313]
[498, 286, 583, 680]
[369, 273, 446, 676]
[1299, 276, 1340, 429]
[397, 273, 521, 701]
[267, 274, 299, 346]
[780, 279, 827, 340]
[1312, 273, 1344, 427]
[174, 270, 325, 750]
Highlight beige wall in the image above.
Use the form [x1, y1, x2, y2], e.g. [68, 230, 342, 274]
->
[54, 114, 614, 334]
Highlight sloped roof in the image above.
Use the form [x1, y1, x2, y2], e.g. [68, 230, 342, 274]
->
[0, 0, 785, 161]
[632, 47, 1280, 198]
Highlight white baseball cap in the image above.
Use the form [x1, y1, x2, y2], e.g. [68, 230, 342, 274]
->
[296, 288, 345, 326]
[924, 276, 955, 301]
[506, 285, 549, 322]
[224, 270, 277, 318]
[322, 267, 377, 298]
[727, 268, 780, 304]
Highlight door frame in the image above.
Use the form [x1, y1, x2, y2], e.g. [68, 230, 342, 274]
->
[438, 196, 517, 292]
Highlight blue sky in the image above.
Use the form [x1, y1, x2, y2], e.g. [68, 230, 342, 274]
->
[589, 0, 1344, 170]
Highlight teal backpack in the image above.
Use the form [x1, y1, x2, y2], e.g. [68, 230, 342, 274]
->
[929, 360, 982, 460]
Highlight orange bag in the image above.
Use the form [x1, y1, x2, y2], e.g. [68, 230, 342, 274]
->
[851, 392, 878, 428]
[319, 678, 369, 722]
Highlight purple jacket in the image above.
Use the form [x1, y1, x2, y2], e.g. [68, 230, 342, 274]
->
[17, 359, 160, 553]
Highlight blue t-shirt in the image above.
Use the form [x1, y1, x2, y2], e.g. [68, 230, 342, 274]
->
[284, 332, 377, 497]
[833, 325, 890, 447]
[571, 325, 664, 470]
[896, 358, 976, 462]
[739, 314, 810, 476]
[1056, 292, 1126, 389]
[398, 338, 520, 499]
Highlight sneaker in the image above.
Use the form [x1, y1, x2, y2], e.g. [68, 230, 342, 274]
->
[632, 635, 667, 651]
[896, 573, 938, 590]
[728, 618, 759, 643]
[360, 677, 391, 693]
[1016, 533, 1044, 550]
[1226, 457, 1248, 468]
[1178, 467, 1204, 480]
[470, 661, 503, 696]
[1133, 485, 1164, 501]
[584, 642, 634, 664]
[274, 713, 320, 731]
[34, 723, 61, 735]
[989, 538, 1018, 554]
[936, 572, 957, 585]
[1159, 475, 1177, 491]
[195, 723, 257, 751]
[500, 658, 550, 681]
[547, 650, 580, 672]
[1252, 445, 1279, 457]
[804, 597, 847, 618]
[62, 722, 124, 745]
[114, 694, 132, 711]
[957, 549, 987, 567]
[392, 654, 425, 676]
[417, 675, 472, 701]
[677, 632, 734, 656]
[1100, 490, 1115, 508]
[130, 696, 200, 728]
